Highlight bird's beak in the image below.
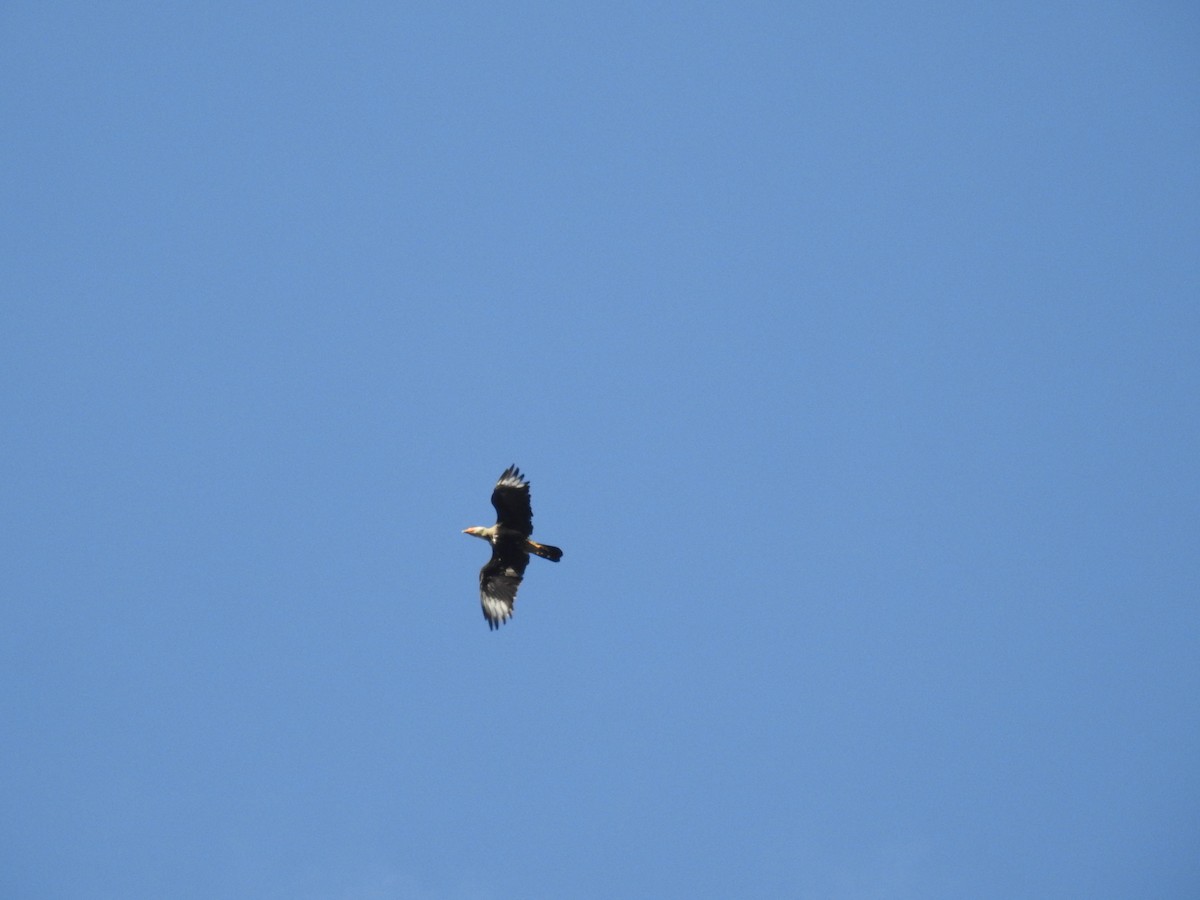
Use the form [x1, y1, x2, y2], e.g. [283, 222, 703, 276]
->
[462, 527, 474, 535]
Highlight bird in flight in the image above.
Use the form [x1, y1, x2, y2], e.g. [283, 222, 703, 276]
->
[463, 465, 563, 630]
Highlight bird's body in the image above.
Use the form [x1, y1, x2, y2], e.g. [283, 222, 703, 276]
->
[463, 465, 562, 629]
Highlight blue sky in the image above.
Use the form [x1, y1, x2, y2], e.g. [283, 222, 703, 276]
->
[2, 3, 1198, 898]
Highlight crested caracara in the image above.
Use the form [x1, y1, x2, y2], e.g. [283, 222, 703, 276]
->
[463, 465, 562, 629]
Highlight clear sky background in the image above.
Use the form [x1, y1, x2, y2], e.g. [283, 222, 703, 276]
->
[2, 3, 1198, 898]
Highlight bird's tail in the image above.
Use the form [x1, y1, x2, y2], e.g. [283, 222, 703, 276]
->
[526, 540, 563, 562]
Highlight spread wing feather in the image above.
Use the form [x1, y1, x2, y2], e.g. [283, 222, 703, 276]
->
[491, 465, 534, 536]
[479, 542, 530, 630]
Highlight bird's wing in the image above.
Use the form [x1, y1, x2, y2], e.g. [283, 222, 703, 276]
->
[490, 465, 534, 536]
[479, 544, 530, 630]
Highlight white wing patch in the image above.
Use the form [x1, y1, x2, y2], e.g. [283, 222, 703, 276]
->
[496, 472, 527, 490]
[482, 592, 513, 626]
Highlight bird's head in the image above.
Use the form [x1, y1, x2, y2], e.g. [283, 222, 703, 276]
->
[462, 526, 486, 540]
